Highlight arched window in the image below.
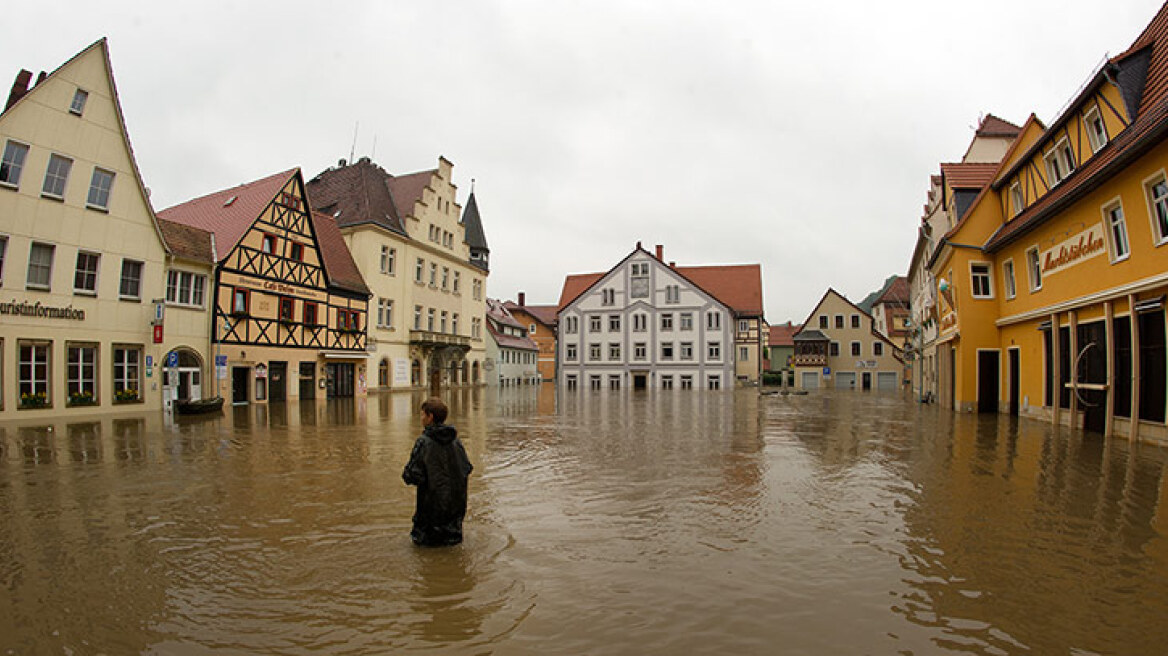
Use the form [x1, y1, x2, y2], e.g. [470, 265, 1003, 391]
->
[378, 359, 389, 387]
[411, 359, 422, 386]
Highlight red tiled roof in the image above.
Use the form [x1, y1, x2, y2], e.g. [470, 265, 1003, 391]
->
[487, 299, 538, 350]
[975, 114, 1022, 138]
[311, 211, 369, 295]
[987, 2, 1168, 251]
[386, 169, 434, 219]
[157, 218, 214, 263]
[158, 169, 296, 257]
[504, 302, 558, 327]
[939, 162, 999, 190]
[874, 276, 909, 305]
[767, 323, 802, 347]
[558, 262, 764, 316]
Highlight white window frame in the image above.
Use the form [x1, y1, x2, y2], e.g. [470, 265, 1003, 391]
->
[738, 319, 749, 333]
[73, 250, 100, 295]
[18, 340, 51, 406]
[633, 313, 646, 332]
[970, 262, 994, 299]
[1144, 171, 1168, 246]
[680, 312, 693, 331]
[609, 314, 621, 332]
[708, 341, 721, 360]
[1002, 259, 1017, 300]
[707, 311, 721, 330]
[608, 343, 621, 361]
[1026, 246, 1043, 292]
[415, 257, 424, 283]
[739, 346, 749, 361]
[377, 298, 394, 329]
[566, 343, 578, 361]
[166, 269, 206, 307]
[1084, 105, 1108, 154]
[634, 342, 646, 360]
[42, 153, 72, 199]
[589, 343, 601, 361]
[1010, 181, 1024, 217]
[1044, 137, 1075, 186]
[1102, 198, 1130, 263]
[86, 167, 115, 210]
[1, 139, 30, 188]
[589, 315, 601, 332]
[67, 342, 98, 404]
[661, 342, 674, 360]
[680, 342, 693, 360]
[380, 246, 396, 275]
[27, 242, 54, 290]
[69, 88, 89, 115]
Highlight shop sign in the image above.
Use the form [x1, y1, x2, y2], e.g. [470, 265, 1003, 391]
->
[0, 299, 85, 320]
[255, 363, 267, 379]
[1040, 223, 1106, 276]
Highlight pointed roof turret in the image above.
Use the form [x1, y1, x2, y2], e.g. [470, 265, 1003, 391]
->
[461, 187, 490, 272]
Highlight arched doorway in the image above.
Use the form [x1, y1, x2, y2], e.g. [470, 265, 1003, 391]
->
[472, 361, 480, 384]
[461, 361, 468, 385]
[378, 358, 389, 387]
[449, 360, 460, 386]
[164, 347, 204, 403]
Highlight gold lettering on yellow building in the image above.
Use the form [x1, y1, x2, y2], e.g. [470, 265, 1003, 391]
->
[1040, 224, 1106, 276]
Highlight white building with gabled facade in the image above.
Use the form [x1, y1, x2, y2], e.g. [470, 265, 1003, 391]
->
[557, 243, 739, 391]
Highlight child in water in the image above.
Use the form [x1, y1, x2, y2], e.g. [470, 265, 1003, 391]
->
[402, 397, 473, 546]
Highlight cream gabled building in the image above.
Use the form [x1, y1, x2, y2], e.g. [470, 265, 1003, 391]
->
[792, 289, 904, 390]
[307, 157, 488, 392]
[0, 39, 211, 417]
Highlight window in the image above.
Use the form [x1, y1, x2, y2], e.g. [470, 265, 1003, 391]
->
[819, 316, 828, 329]
[609, 315, 621, 332]
[86, 168, 115, 210]
[1085, 106, 1108, 153]
[118, 259, 142, 299]
[830, 342, 840, 357]
[113, 346, 141, 401]
[632, 262, 649, 276]
[851, 342, 861, 357]
[166, 270, 206, 307]
[590, 375, 602, 390]
[1026, 247, 1042, 291]
[415, 258, 424, 283]
[304, 302, 318, 326]
[874, 342, 884, 357]
[67, 343, 97, 405]
[1104, 201, 1130, 262]
[380, 246, 396, 274]
[851, 315, 860, 329]
[440, 311, 448, 333]
[707, 375, 721, 391]
[609, 343, 621, 360]
[377, 298, 394, 328]
[661, 342, 674, 359]
[708, 341, 721, 359]
[338, 309, 360, 332]
[42, 154, 72, 198]
[261, 234, 275, 254]
[634, 343, 646, 360]
[442, 267, 449, 290]
[429, 263, 437, 286]
[602, 288, 615, 305]
[529, 323, 537, 335]
[589, 343, 601, 360]
[1044, 138, 1075, 186]
[69, 88, 88, 115]
[1, 140, 29, 187]
[971, 263, 993, 298]
[680, 313, 693, 331]
[1147, 176, 1168, 245]
[680, 375, 693, 390]
[589, 315, 601, 332]
[1010, 181, 1024, 216]
[566, 343, 578, 361]
[633, 314, 646, 332]
[740, 346, 749, 360]
[661, 313, 673, 331]
[680, 342, 693, 360]
[564, 316, 578, 334]
[0, 236, 6, 285]
[835, 315, 844, 329]
[279, 297, 294, 321]
[738, 319, 749, 333]
[289, 242, 304, 261]
[414, 305, 422, 330]
[19, 341, 51, 407]
[707, 312, 721, 331]
[452, 313, 459, 335]
[453, 271, 460, 293]
[27, 242, 54, 290]
[427, 308, 435, 331]
[473, 279, 483, 300]
[472, 317, 482, 339]
[1003, 260, 1017, 300]
[661, 375, 673, 390]
[73, 251, 99, 294]
[665, 285, 680, 303]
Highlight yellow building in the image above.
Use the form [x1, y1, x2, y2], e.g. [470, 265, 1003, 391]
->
[931, 3, 1168, 443]
[159, 169, 370, 404]
[0, 39, 210, 417]
[306, 157, 488, 392]
[792, 289, 904, 390]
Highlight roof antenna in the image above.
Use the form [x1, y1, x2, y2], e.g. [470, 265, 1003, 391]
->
[371, 134, 377, 160]
[471, 177, 476, 193]
[349, 121, 359, 164]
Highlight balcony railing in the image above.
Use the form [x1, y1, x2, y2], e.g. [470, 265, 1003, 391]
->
[793, 353, 827, 367]
[410, 330, 471, 349]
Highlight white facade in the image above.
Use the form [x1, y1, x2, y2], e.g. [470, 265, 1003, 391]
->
[558, 247, 734, 391]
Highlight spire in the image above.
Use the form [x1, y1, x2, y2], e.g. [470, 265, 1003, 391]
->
[461, 188, 490, 272]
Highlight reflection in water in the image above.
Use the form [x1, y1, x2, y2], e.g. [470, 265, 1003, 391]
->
[0, 388, 1166, 654]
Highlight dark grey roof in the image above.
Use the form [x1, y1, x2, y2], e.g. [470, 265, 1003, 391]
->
[793, 329, 829, 341]
[461, 191, 489, 251]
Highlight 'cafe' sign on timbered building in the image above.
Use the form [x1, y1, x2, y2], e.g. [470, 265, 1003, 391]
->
[159, 169, 371, 405]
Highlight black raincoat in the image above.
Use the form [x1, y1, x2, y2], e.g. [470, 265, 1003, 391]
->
[402, 423, 473, 546]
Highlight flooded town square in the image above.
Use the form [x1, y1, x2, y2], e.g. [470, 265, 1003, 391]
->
[1, 387, 1167, 654]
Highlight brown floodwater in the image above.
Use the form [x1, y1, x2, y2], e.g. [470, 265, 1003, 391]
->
[2, 386, 1168, 655]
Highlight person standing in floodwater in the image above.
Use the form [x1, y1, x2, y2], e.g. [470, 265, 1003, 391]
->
[402, 397, 473, 546]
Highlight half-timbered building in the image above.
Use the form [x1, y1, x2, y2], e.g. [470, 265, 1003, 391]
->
[159, 169, 370, 404]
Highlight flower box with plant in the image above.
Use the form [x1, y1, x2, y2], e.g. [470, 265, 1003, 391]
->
[19, 391, 48, 408]
[68, 390, 97, 406]
[115, 388, 140, 403]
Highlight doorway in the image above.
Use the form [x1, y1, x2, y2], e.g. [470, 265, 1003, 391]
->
[269, 361, 287, 402]
[861, 372, 871, 390]
[326, 362, 355, 398]
[977, 350, 1000, 413]
[1076, 321, 1107, 434]
[633, 373, 647, 390]
[1008, 349, 1020, 417]
[299, 362, 316, 400]
[231, 366, 250, 405]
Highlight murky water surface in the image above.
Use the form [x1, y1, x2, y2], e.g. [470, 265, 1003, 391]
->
[2, 388, 1168, 654]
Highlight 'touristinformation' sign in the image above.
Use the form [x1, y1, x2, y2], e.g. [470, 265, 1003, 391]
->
[1, 299, 86, 320]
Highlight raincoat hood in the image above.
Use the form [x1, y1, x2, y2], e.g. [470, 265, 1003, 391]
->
[424, 423, 458, 445]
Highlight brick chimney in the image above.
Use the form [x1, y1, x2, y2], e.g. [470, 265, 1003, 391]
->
[5, 70, 33, 112]
[655, 244, 664, 260]
[518, 291, 526, 307]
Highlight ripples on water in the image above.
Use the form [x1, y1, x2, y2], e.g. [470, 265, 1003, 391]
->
[1, 388, 1167, 654]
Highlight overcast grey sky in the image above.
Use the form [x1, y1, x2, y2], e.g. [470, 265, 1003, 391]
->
[3, 1, 1163, 322]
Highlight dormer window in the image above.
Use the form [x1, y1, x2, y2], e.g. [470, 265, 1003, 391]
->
[69, 89, 88, 116]
[1045, 137, 1075, 186]
[1010, 181, 1024, 217]
[1084, 106, 1108, 153]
